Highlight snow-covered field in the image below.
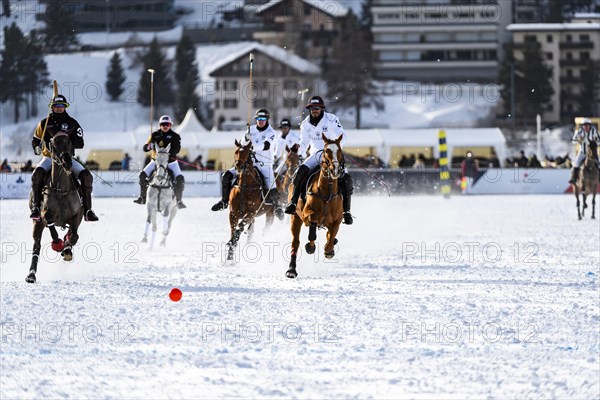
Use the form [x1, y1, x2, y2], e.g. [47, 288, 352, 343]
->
[1, 195, 599, 398]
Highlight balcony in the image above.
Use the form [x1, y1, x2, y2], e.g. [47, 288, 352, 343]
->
[560, 76, 581, 84]
[559, 59, 588, 67]
[559, 41, 594, 49]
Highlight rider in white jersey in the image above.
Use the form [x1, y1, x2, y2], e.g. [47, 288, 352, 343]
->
[283, 96, 354, 225]
[211, 109, 283, 218]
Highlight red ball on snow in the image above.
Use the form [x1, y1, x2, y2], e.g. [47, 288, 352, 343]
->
[169, 288, 182, 302]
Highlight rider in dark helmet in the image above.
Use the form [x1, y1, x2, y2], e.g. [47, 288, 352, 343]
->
[284, 95, 354, 225]
[211, 109, 283, 219]
[30, 94, 99, 222]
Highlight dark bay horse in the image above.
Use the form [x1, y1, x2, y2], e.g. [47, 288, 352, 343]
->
[286, 134, 344, 278]
[27, 133, 83, 283]
[226, 139, 275, 260]
[276, 146, 300, 201]
[573, 140, 599, 220]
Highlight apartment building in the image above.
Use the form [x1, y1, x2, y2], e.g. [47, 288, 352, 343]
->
[507, 13, 600, 122]
[253, 0, 352, 62]
[371, 0, 512, 82]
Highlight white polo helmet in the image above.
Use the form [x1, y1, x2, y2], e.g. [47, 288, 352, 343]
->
[159, 115, 172, 125]
[582, 118, 592, 125]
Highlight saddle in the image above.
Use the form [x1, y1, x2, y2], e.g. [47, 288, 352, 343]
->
[233, 166, 267, 193]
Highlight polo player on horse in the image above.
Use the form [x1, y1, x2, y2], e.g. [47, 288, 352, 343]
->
[284, 96, 354, 225]
[211, 108, 283, 218]
[134, 115, 186, 209]
[569, 118, 600, 184]
[30, 94, 99, 222]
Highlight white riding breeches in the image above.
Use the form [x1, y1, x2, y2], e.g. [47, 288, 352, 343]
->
[573, 150, 600, 168]
[38, 156, 85, 177]
[143, 160, 182, 177]
[228, 163, 275, 189]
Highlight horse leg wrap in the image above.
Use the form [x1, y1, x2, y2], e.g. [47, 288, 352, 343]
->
[308, 223, 317, 241]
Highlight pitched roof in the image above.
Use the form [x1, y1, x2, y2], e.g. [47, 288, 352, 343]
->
[256, 0, 349, 18]
[206, 42, 320, 76]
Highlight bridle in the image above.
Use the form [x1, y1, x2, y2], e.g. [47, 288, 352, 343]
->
[49, 133, 73, 170]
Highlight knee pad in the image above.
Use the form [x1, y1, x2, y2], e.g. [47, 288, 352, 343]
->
[139, 171, 148, 184]
[293, 165, 309, 184]
[342, 173, 354, 196]
[175, 175, 185, 186]
[31, 167, 46, 185]
[79, 169, 93, 187]
[222, 170, 234, 185]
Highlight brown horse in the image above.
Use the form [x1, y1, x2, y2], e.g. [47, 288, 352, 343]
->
[226, 139, 275, 260]
[573, 140, 599, 220]
[286, 134, 344, 278]
[276, 145, 300, 200]
[27, 133, 83, 283]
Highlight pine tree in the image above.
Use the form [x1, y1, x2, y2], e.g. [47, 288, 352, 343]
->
[497, 43, 523, 118]
[578, 59, 600, 117]
[518, 42, 554, 123]
[0, 23, 28, 122]
[324, 14, 382, 128]
[22, 29, 50, 118]
[106, 52, 126, 102]
[138, 38, 173, 108]
[174, 35, 200, 121]
[42, 0, 78, 53]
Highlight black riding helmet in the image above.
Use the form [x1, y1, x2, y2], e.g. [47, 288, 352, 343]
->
[305, 96, 325, 109]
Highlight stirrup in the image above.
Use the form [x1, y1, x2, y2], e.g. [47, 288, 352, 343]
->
[343, 211, 353, 225]
[284, 202, 297, 214]
[85, 209, 99, 222]
[211, 200, 228, 211]
[275, 207, 285, 220]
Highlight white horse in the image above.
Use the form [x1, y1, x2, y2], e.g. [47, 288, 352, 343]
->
[142, 144, 178, 247]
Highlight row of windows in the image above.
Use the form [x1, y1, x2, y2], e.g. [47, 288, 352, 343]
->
[378, 49, 497, 62]
[216, 80, 306, 91]
[375, 31, 497, 43]
[526, 33, 592, 43]
[375, 9, 497, 22]
[214, 98, 299, 109]
[545, 51, 592, 61]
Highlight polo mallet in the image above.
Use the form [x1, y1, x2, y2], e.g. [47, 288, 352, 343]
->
[148, 68, 155, 134]
[39, 80, 59, 147]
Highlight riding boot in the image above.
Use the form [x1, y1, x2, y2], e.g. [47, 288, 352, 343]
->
[340, 173, 354, 225]
[568, 167, 580, 184]
[174, 175, 186, 209]
[211, 170, 234, 211]
[133, 171, 149, 204]
[284, 165, 309, 214]
[79, 169, 99, 222]
[29, 167, 46, 220]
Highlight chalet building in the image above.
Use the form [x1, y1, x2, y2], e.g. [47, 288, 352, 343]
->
[207, 42, 320, 130]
